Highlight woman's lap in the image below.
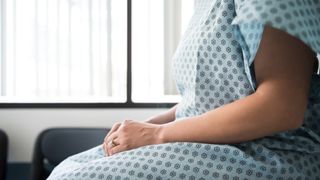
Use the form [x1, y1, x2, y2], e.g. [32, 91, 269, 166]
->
[48, 142, 320, 180]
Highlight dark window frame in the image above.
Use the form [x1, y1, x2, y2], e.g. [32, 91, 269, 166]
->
[0, 0, 176, 109]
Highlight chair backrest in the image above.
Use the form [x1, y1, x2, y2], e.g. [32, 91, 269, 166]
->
[31, 128, 109, 180]
[0, 129, 8, 180]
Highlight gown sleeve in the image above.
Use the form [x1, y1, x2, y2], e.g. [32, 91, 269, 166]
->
[231, 0, 320, 89]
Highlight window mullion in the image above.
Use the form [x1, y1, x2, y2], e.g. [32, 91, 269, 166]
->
[127, 0, 132, 104]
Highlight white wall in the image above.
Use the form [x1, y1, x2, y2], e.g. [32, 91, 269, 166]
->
[0, 108, 167, 163]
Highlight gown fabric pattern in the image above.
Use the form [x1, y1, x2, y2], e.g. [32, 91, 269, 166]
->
[48, 0, 320, 179]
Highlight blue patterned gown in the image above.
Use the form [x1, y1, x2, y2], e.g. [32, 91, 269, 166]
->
[48, 0, 320, 179]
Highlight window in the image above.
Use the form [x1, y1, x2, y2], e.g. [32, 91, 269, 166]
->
[0, 0, 127, 103]
[0, 0, 194, 106]
[132, 0, 193, 103]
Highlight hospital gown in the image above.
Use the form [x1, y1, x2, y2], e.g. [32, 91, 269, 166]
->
[48, 0, 320, 179]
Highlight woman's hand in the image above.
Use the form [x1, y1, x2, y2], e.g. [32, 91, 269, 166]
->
[103, 120, 164, 156]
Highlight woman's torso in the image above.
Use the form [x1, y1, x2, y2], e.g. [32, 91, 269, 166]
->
[172, 0, 320, 153]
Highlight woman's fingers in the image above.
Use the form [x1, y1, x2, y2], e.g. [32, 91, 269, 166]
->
[105, 132, 119, 156]
[103, 122, 121, 155]
[105, 130, 118, 146]
[103, 143, 109, 156]
[110, 143, 126, 156]
[104, 122, 121, 142]
[110, 137, 120, 146]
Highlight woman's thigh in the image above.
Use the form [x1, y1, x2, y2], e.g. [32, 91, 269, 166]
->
[48, 142, 317, 180]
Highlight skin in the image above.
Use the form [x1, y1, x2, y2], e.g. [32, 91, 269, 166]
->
[103, 26, 316, 156]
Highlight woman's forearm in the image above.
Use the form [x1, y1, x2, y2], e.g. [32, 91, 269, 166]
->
[158, 91, 304, 144]
[145, 104, 178, 124]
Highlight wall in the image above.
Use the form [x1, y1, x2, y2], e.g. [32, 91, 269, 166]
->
[0, 108, 167, 162]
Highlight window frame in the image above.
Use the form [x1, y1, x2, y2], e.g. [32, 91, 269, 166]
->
[0, 0, 177, 109]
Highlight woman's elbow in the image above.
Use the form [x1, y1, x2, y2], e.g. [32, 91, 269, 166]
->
[256, 89, 308, 131]
[287, 115, 304, 130]
[282, 99, 308, 130]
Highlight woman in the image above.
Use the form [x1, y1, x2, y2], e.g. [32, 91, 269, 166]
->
[48, 0, 320, 179]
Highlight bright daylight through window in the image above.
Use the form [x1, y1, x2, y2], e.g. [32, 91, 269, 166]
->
[0, 0, 194, 104]
[132, 0, 193, 103]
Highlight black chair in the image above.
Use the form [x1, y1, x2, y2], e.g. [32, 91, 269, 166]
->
[31, 128, 109, 180]
[0, 129, 8, 180]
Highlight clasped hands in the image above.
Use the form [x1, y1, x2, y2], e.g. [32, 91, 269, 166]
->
[103, 120, 164, 156]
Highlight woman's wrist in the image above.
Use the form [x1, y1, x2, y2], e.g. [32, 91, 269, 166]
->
[145, 113, 173, 125]
[145, 115, 161, 124]
[146, 104, 178, 125]
[155, 124, 167, 144]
